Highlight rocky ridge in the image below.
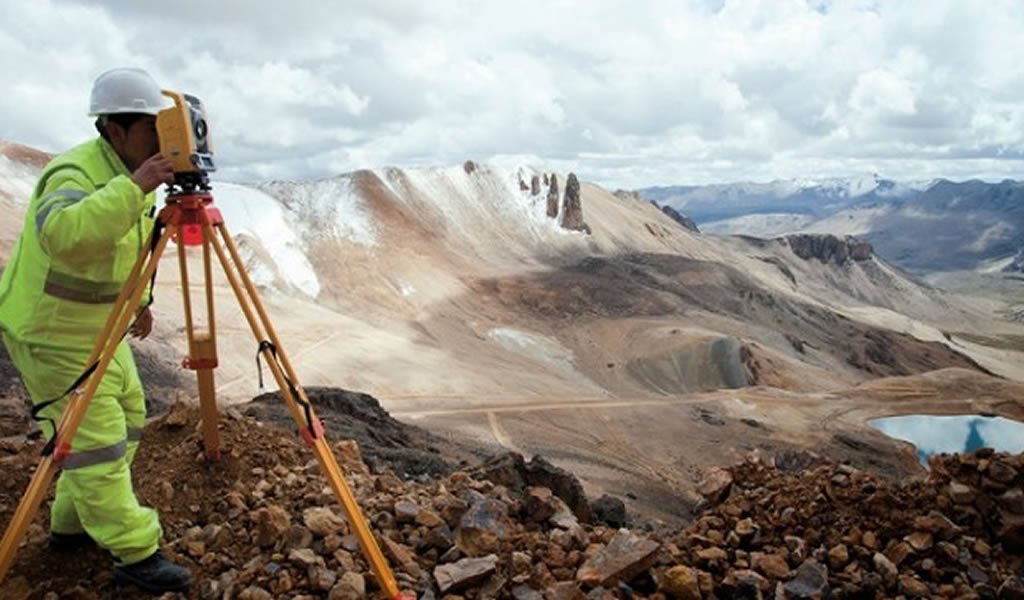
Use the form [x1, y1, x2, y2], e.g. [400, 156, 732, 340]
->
[515, 170, 588, 232]
[784, 235, 873, 266]
[0, 405, 1020, 599]
[659, 206, 700, 234]
[612, 191, 700, 233]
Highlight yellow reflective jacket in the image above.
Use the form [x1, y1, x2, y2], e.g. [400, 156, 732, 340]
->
[0, 138, 156, 350]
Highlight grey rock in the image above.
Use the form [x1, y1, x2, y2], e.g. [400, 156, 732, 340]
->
[782, 560, 829, 599]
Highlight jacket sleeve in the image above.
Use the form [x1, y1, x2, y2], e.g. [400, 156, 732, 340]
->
[37, 172, 146, 258]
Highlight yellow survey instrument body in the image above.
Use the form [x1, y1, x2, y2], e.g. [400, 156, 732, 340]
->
[156, 89, 215, 188]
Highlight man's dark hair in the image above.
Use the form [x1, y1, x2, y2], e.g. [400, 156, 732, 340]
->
[95, 113, 149, 141]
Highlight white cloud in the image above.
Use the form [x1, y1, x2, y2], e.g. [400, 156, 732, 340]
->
[850, 69, 918, 119]
[1, 0, 1023, 189]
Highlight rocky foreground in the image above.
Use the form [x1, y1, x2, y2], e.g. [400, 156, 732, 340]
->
[0, 403, 1021, 600]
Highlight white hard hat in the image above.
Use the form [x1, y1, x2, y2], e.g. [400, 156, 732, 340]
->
[88, 67, 169, 116]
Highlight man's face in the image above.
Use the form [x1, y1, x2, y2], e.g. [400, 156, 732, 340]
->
[108, 115, 160, 172]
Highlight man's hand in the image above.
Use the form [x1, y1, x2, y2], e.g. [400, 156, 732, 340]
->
[129, 306, 154, 340]
[131, 154, 175, 193]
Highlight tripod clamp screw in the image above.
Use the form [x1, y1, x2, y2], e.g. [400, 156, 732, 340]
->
[182, 357, 219, 370]
[299, 418, 325, 446]
[52, 440, 72, 466]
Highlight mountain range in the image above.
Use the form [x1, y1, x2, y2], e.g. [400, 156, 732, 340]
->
[640, 175, 1024, 273]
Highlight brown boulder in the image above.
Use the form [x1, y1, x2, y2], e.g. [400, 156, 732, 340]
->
[303, 506, 347, 537]
[999, 488, 1024, 514]
[697, 467, 733, 503]
[752, 552, 790, 579]
[254, 505, 291, 547]
[898, 574, 930, 598]
[660, 565, 702, 600]
[575, 529, 660, 587]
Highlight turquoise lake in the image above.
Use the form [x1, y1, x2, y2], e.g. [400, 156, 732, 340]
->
[868, 414, 1024, 463]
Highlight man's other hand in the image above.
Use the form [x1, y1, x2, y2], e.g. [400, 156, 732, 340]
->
[131, 154, 175, 193]
[129, 306, 154, 340]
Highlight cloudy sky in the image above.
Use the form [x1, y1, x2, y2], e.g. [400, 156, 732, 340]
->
[3, 0, 1024, 189]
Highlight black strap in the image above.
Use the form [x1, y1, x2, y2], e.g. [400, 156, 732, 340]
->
[144, 217, 164, 308]
[34, 351, 105, 457]
[256, 340, 317, 439]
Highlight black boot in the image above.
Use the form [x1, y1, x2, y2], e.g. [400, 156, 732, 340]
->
[48, 531, 94, 552]
[112, 551, 193, 593]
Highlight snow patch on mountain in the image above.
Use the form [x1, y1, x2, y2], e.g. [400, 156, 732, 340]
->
[368, 162, 580, 266]
[487, 327, 579, 379]
[790, 174, 884, 197]
[396, 163, 568, 239]
[0, 156, 37, 204]
[767, 174, 932, 199]
[258, 176, 376, 247]
[203, 183, 321, 297]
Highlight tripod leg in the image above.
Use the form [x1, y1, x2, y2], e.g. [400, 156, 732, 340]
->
[192, 332, 220, 460]
[178, 228, 221, 460]
[204, 222, 405, 599]
[0, 227, 175, 583]
[198, 228, 220, 459]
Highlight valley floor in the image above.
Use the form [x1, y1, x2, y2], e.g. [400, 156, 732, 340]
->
[389, 368, 1024, 527]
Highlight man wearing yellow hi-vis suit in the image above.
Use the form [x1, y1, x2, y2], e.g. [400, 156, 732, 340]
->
[0, 68, 192, 593]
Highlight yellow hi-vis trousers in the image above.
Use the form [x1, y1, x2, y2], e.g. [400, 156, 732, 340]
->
[3, 335, 161, 565]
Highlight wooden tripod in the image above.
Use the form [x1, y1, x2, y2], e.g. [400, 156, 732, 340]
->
[0, 189, 405, 599]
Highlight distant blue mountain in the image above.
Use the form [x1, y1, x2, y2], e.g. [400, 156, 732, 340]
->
[641, 175, 923, 222]
[638, 176, 1024, 273]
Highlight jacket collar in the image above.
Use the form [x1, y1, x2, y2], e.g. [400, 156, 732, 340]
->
[97, 137, 131, 178]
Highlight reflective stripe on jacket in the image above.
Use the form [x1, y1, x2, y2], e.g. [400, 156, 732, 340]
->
[0, 138, 156, 350]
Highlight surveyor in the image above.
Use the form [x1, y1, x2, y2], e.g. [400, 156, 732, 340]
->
[0, 67, 192, 593]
